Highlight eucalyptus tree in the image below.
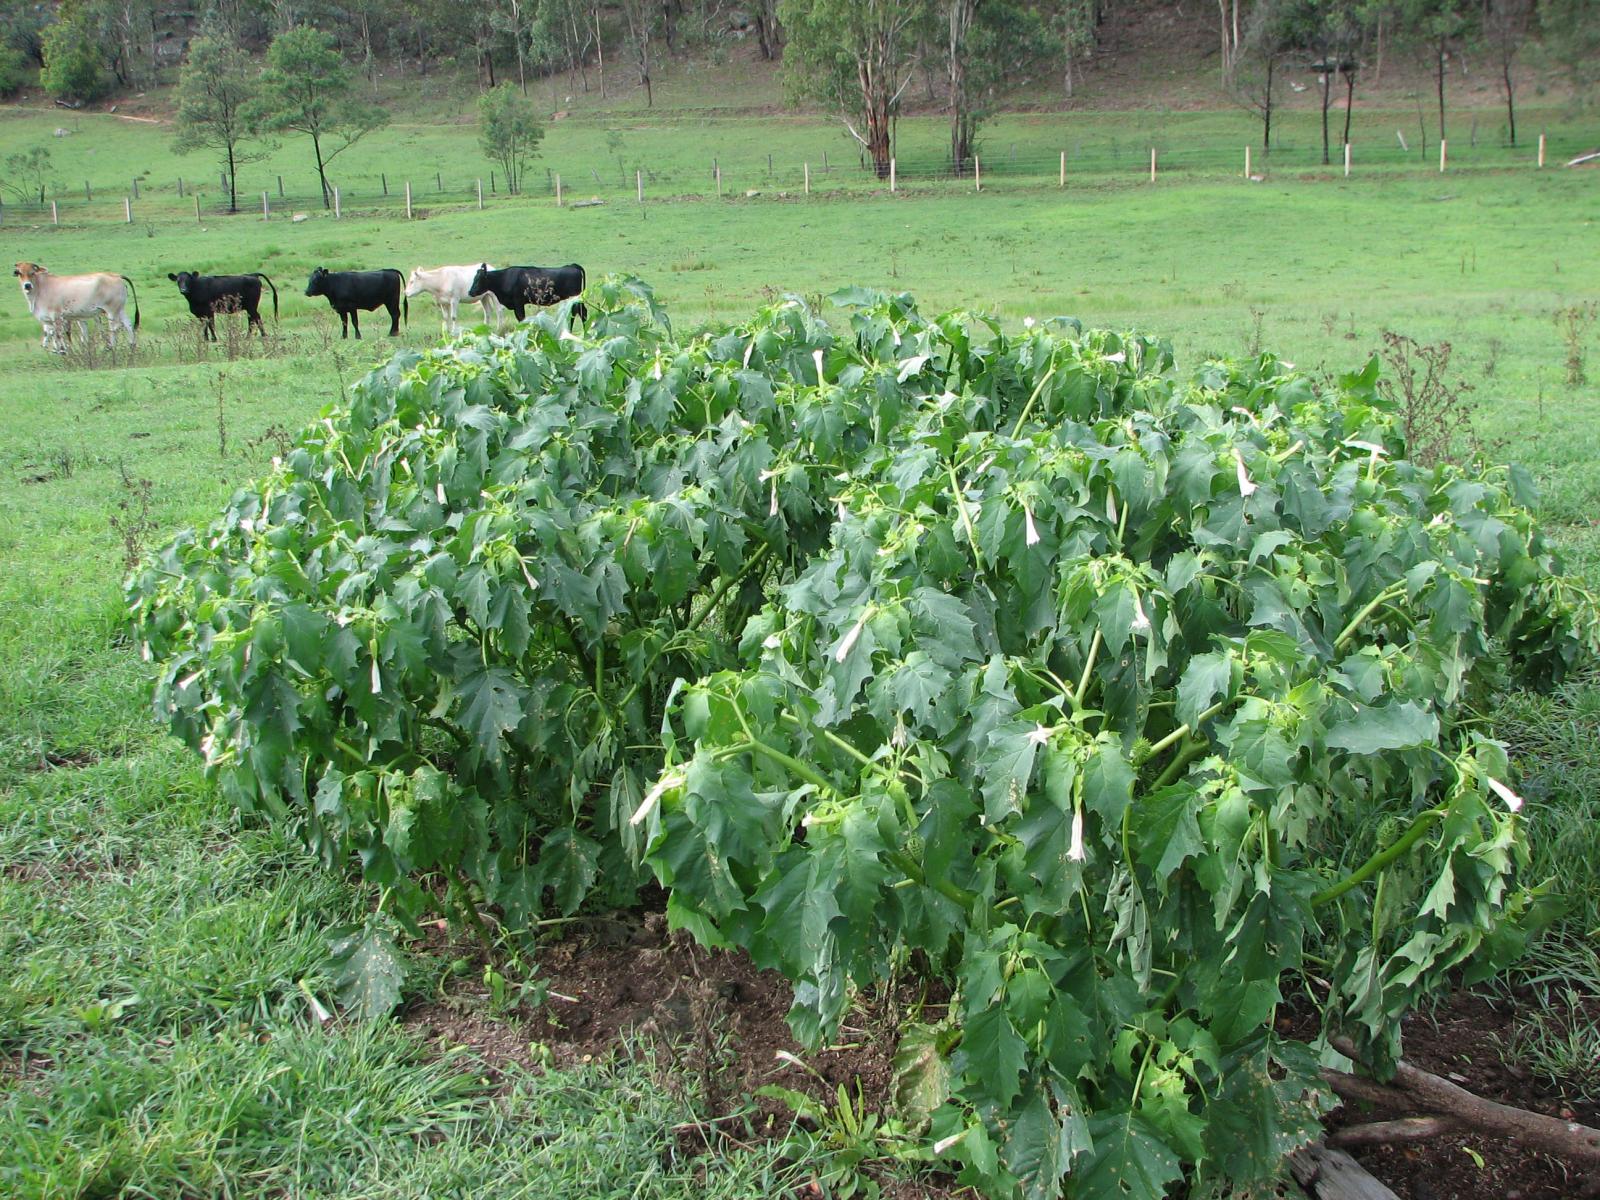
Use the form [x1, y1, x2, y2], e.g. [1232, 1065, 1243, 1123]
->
[779, 0, 930, 178]
[174, 22, 272, 213]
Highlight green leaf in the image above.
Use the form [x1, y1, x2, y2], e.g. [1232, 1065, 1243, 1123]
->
[958, 1005, 1028, 1111]
[978, 719, 1044, 825]
[328, 923, 405, 1020]
[1076, 1113, 1183, 1200]
[1325, 700, 1440, 755]
[891, 1022, 951, 1128]
[456, 667, 525, 765]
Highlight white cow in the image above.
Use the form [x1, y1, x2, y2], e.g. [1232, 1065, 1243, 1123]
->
[14, 261, 139, 353]
[405, 264, 505, 336]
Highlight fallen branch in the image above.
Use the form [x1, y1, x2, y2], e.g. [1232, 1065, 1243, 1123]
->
[1288, 1144, 1402, 1199]
[1328, 1117, 1457, 1149]
[1327, 1035, 1600, 1171]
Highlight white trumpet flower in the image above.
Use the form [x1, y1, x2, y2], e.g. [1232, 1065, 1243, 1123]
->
[813, 348, 826, 385]
[1027, 722, 1054, 746]
[835, 610, 870, 663]
[1234, 448, 1258, 497]
[1024, 504, 1041, 546]
[1486, 777, 1524, 813]
[1131, 593, 1152, 636]
[1068, 807, 1086, 861]
[1104, 350, 1126, 364]
[631, 768, 685, 826]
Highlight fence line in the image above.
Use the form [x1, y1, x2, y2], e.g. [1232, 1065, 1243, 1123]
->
[3, 134, 1583, 226]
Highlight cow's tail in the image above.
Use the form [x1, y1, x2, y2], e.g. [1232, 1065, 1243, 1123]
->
[574, 263, 586, 294]
[121, 276, 140, 330]
[392, 269, 407, 326]
[255, 273, 279, 322]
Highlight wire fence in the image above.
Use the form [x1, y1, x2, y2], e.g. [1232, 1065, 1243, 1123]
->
[1, 128, 1591, 227]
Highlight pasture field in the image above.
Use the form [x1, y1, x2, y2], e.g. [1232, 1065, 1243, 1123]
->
[1, 97, 1591, 222]
[3, 153, 1600, 1197]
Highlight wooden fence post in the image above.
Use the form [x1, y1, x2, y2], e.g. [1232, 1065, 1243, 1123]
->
[334, 186, 341, 218]
[131, 178, 139, 198]
[716, 164, 722, 197]
[555, 174, 562, 206]
[975, 155, 981, 191]
[804, 162, 810, 194]
[1344, 141, 1351, 176]
[1150, 147, 1157, 182]
[890, 158, 896, 192]
[636, 169, 642, 202]
[823, 149, 829, 173]
[1060, 150, 1066, 186]
[405, 180, 413, 219]
[435, 171, 442, 191]
[1439, 139, 1447, 172]
[477, 178, 483, 209]
[177, 177, 184, 198]
[1245, 145, 1251, 178]
[277, 175, 284, 197]
[1538, 133, 1546, 168]
[52, 200, 59, 226]
[195, 194, 201, 223]
[262, 191, 269, 221]
[382, 172, 388, 196]
[124, 196, 132, 223]
[85, 181, 91, 201]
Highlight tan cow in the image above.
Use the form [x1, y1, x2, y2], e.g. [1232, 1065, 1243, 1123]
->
[13, 262, 140, 353]
[405, 264, 505, 336]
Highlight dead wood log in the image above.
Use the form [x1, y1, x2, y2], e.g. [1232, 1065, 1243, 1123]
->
[1328, 1117, 1457, 1148]
[1327, 1035, 1600, 1170]
[1288, 1144, 1402, 1199]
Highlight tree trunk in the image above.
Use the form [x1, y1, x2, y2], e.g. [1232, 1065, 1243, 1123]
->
[948, 0, 979, 173]
[1320, 66, 1332, 164]
[1216, 0, 1233, 84]
[1436, 36, 1447, 140]
[227, 142, 238, 213]
[596, 3, 606, 98]
[755, 0, 778, 60]
[1503, 55, 1517, 145]
[1342, 67, 1356, 148]
[312, 131, 330, 208]
[1262, 57, 1274, 151]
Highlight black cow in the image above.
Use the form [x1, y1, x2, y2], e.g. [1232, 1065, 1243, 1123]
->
[304, 267, 407, 338]
[466, 263, 587, 324]
[167, 271, 278, 340]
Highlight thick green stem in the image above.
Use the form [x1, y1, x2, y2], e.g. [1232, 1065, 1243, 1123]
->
[1312, 807, 1445, 908]
[1150, 738, 1209, 790]
[1008, 362, 1057, 437]
[1075, 628, 1103, 707]
[1335, 582, 1407, 650]
[738, 735, 837, 796]
[1140, 699, 1230, 764]
[948, 463, 987, 574]
[780, 711, 872, 766]
[886, 848, 978, 910]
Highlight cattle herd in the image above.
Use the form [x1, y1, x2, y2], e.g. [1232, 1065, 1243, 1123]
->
[11, 260, 589, 352]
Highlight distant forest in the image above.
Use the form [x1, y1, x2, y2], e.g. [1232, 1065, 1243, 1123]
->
[2, 0, 1595, 173]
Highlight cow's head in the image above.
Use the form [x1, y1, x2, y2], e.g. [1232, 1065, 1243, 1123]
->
[168, 271, 197, 296]
[466, 264, 489, 299]
[14, 262, 45, 295]
[305, 267, 330, 297]
[404, 268, 427, 298]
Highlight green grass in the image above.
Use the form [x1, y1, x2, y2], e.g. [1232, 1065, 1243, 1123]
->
[2, 94, 1591, 222]
[3, 105, 1600, 1195]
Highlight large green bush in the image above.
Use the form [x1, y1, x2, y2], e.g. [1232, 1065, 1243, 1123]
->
[39, 3, 107, 103]
[131, 280, 1597, 1198]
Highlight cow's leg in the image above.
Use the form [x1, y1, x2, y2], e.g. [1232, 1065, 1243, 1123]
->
[248, 308, 265, 336]
[204, 315, 217, 342]
[445, 298, 458, 335]
[338, 310, 349, 339]
[386, 301, 399, 337]
[350, 310, 362, 339]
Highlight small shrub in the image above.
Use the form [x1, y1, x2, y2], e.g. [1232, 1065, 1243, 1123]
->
[1555, 302, 1597, 388]
[0, 44, 33, 97]
[40, 5, 109, 104]
[1376, 330, 1481, 468]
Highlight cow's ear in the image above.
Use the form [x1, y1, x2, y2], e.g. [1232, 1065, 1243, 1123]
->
[168, 273, 177, 280]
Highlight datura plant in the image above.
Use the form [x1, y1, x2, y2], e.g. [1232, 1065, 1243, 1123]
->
[131, 278, 1597, 1198]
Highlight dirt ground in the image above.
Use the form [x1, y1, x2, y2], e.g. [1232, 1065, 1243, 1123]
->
[405, 914, 1597, 1199]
